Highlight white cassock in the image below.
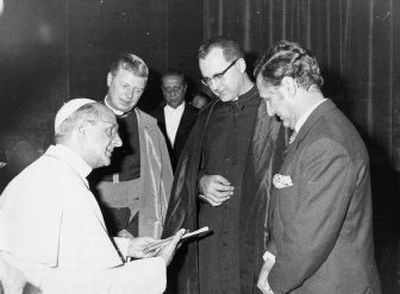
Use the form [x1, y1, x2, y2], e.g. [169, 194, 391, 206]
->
[0, 144, 166, 294]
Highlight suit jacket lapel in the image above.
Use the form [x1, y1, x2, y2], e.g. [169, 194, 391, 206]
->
[159, 107, 166, 126]
[175, 104, 192, 142]
[293, 100, 335, 145]
[279, 100, 336, 173]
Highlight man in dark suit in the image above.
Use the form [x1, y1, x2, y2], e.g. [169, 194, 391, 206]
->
[152, 70, 198, 171]
[255, 40, 381, 294]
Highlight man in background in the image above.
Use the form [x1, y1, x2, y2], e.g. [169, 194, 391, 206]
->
[163, 36, 286, 294]
[0, 98, 184, 294]
[255, 40, 381, 294]
[152, 70, 198, 171]
[90, 53, 173, 240]
[190, 92, 210, 110]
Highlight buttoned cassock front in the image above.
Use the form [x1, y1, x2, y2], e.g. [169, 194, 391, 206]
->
[0, 145, 166, 294]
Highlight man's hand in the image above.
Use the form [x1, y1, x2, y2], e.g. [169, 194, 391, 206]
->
[257, 254, 276, 294]
[199, 175, 234, 206]
[157, 229, 186, 266]
[127, 236, 158, 258]
[117, 229, 134, 239]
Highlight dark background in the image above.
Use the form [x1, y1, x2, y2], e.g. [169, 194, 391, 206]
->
[0, 0, 399, 292]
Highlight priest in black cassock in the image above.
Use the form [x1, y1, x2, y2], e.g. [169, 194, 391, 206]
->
[162, 36, 287, 294]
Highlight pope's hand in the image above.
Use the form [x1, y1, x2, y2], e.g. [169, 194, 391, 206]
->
[199, 174, 234, 206]
[127, 236, 158, 258]
[157, 228, 186, 266]
[117, 229, 134, 239]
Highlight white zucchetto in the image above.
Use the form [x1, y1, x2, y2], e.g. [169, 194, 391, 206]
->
[54, 98, 96, 132]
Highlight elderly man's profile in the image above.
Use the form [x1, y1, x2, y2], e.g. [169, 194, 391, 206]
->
[0, 98, 184, 294]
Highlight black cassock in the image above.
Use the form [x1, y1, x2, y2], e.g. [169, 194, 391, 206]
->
[163, 86, 287, 294]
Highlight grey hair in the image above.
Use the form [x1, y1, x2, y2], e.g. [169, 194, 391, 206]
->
[254, 40, 324, 90]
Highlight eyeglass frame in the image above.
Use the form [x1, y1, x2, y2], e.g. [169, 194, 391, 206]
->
[161, 85, 184, 95]
[201, 58, 240, 87]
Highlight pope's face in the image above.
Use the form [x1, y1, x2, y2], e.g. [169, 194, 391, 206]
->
[82, 107, 122, 168]
[106, 68, 147, 113]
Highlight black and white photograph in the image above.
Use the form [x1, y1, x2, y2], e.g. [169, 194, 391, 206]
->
[0, 1, 399, 293]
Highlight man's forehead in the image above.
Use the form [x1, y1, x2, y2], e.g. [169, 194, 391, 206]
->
[257, 78, 278, 95]
[199, 48, 230, 76]
[114, 68, 146, 81]
[257, 75, 275, 88]
[162, 75, 183, 85]
[201, 47, 226, 63]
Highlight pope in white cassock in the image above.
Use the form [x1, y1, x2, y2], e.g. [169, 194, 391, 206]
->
[0, 98, 185, 294]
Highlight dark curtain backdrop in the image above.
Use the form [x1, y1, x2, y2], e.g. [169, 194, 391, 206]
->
[203, 1, 400, 292]
[204, 0, 399, 159]
[0, 0, 203, 182]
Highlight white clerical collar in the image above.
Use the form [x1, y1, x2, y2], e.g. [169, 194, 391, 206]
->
[104, 96, 125, 116]
[294, 99, 327, 134]
[164, 101, 185, 112]
[47, 144, 92, 179]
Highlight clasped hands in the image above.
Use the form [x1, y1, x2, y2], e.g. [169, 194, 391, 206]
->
[122, 229, 186, 266]
[199, 174, 234, 206]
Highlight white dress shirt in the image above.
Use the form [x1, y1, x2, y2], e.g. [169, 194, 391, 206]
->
[105, 96, 125, 116]
[164, 102, 185, 146]
[294, 99, 327, 134]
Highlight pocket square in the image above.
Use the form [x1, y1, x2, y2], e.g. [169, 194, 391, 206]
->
[273, 174, 293, 189]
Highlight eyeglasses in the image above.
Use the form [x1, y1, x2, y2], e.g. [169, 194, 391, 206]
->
[162, 86, 183, 94]
[201, 58, 239, 87]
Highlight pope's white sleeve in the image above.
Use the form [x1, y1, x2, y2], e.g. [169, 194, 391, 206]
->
[112, 237, 130, 260]
[109, 257, 167, 294]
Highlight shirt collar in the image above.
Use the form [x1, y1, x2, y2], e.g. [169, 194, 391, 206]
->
[104, 96, 125, 116]
[164, 101, 185, 112]
[294, 99, 327, 133]
[46, 144, 92, 179]
[223, 85, 258, 109]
